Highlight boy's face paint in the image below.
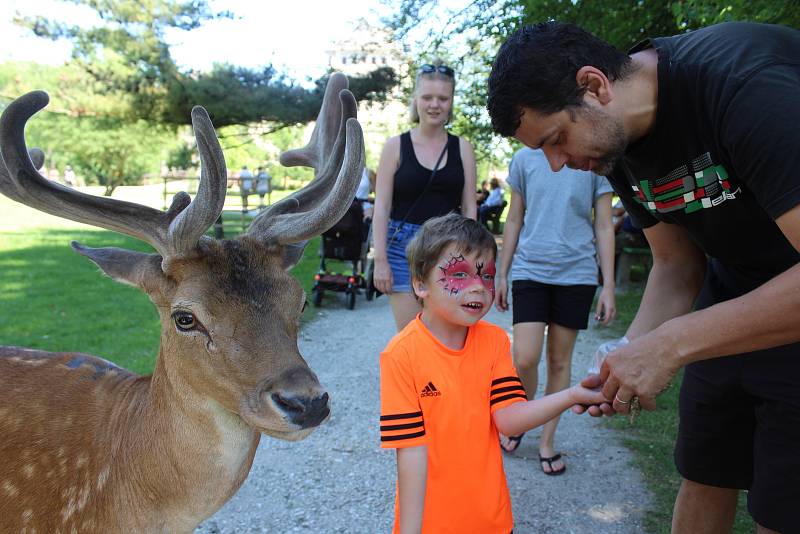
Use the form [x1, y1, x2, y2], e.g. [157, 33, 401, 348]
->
[436, 252, 496, 297]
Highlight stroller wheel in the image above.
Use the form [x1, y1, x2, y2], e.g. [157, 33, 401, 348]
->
[312, 287, 324, 307]
[347, 290, 356, 310]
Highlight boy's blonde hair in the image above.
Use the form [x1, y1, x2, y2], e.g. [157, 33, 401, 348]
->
[406, 214, 497, 297]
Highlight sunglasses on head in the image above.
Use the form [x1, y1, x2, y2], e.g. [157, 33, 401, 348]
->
[419, 64, 455, 77]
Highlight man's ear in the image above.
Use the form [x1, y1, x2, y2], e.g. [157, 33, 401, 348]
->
[412, 277, 429, 301]
[576, 66, 614, 105]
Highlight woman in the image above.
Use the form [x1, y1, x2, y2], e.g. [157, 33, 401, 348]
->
[373, 61, 478, 331]
[494, 147, 616, 475]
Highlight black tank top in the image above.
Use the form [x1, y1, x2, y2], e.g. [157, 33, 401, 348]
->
[390, 131, 464, 225]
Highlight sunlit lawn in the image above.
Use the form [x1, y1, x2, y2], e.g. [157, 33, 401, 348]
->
[0, 186, 323, 375]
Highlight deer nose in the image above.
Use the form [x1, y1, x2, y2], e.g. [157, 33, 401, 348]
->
[271, 391, 330, 428]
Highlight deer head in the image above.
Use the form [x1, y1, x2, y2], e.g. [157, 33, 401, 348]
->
[0, 73, 364, 442]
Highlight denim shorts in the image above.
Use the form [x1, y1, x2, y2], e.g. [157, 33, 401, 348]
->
[386, 219, 422, 293]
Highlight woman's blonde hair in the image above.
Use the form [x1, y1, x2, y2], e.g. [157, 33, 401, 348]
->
[409, 59, 456, 124]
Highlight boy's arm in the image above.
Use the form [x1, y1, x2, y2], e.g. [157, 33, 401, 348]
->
[493, 385, 608, 437]
[396, 446, 427, 534]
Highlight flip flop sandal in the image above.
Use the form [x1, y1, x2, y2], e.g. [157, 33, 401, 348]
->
[500, 433, 525, 453]
[539, 453, 566, 476]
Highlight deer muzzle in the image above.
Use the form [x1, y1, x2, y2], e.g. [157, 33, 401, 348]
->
[248, 366, 330, 434]
[271, 390, 330, 428]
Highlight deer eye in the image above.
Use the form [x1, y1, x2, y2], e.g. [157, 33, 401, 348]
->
[173, 312, 197, 332]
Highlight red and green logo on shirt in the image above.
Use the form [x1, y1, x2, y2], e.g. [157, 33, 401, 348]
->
[632, 152, 739, 214]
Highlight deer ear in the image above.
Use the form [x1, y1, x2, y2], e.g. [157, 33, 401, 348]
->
[71, 241, 165, 289]
[281, 241, 308, 271]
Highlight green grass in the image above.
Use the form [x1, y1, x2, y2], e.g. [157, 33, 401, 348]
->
[608, 290, 752, 533]
[0, 190, 323, 375]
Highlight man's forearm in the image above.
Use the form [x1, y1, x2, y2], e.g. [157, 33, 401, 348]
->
[668, 262, 800, 365]
[626, 259, 705, 339]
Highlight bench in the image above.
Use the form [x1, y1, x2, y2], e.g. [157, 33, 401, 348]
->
[615, 246, 652, 292]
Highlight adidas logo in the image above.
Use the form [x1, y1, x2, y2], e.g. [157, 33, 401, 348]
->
[420, 381, 442, 398]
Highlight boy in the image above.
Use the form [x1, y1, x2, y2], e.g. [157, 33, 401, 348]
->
[379, 213, 609, 534]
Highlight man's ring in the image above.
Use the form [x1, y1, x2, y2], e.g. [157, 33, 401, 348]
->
[614, 394, 630, 404]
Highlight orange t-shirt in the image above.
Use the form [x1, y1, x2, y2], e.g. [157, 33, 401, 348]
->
[380, 317, 527, 534]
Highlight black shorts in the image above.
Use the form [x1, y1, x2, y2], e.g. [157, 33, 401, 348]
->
[511, 280, 596, 330]
[675, 263, 800, 532]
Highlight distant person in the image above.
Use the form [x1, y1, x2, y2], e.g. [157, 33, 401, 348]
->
[478, 177, 505, 226]
[255, 166, 272, 208]
[373, 60, 478, 331]
[380, 213, 608, 533]
[356, 167, 376, 220]
[63, 165, 76, 187]
[494, 147, 615, 474]
[476, 179, 490, 205]
[239, 165, 254, 211]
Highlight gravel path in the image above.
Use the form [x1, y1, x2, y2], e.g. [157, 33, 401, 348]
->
[198, 293, 652, 533]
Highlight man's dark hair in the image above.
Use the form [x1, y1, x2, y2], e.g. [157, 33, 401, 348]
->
[487, 22, 633, 136]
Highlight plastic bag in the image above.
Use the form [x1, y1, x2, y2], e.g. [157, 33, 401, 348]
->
[588, 336, 629, 375]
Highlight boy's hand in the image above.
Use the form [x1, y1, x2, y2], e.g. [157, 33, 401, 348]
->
[571, 374, 615, 416]
[569, 383, 610, 407]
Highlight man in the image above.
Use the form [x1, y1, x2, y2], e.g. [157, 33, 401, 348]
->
[487, 21, 800, 534]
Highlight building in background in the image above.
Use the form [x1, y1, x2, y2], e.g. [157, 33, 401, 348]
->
[327, 19, 409, 171]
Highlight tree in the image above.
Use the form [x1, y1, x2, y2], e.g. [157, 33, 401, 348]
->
[0, 61, 178, 195]
[16, 0, 399, 128]
[386, 0, 800, 165]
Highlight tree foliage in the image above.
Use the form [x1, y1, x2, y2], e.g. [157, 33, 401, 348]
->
[17, 0, 399, 128]
[386, 0, 799, 165]
[0, 61, 177, 195]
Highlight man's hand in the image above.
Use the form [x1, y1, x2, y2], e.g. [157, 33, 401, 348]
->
[599, 329, 681, 414]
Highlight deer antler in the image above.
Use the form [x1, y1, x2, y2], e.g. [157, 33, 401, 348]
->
[0, 92, 227, 265]
[247, 72, 364, 245]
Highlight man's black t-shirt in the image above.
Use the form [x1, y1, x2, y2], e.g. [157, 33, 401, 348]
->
[608, 22, 800, 294]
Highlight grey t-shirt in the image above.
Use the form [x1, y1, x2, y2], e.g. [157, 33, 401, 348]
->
[506, 148, 613, 285]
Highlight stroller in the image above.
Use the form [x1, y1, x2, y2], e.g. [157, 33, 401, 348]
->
[311, 199, 371, 310]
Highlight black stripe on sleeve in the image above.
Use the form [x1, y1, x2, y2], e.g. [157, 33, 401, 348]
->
[491, 384, 526, 396]
[381, 430, 426, 442]
[381, 420, 424, 432]
[380, 411, 423, 421]
[491, 376, 523, 386]
[490, 393, 528, 406]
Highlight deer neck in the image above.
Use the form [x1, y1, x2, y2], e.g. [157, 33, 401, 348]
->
[117, 350, 260, 526]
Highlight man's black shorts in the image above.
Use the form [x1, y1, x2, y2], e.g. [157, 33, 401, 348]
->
[675, 265, 800, 532]
[511, 280, 596, 330]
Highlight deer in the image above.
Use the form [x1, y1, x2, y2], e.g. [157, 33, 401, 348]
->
[0, 72, 363, 533]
